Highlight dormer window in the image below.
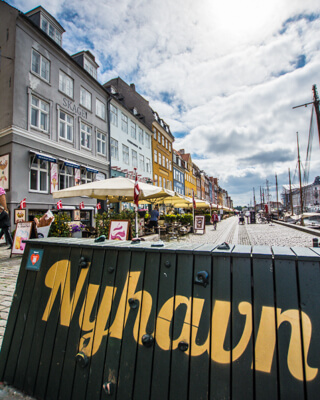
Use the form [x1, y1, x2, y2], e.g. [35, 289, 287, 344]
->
[41, 15, 62, 46]
[132, 107, 138, 115]
[84, 57, 97, 79]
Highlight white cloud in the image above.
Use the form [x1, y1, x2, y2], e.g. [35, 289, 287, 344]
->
[8, 0, 320, 205]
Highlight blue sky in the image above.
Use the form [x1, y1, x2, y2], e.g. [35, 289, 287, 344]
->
[8, 0, 320, 206]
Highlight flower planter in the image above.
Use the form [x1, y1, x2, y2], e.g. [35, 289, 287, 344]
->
[71, 231, 82, 238]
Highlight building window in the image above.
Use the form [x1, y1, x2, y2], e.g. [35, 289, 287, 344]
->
[111, 138, 118, 159]
[153, 128, 157, 140]
[96, 99, 106, 120]
[121, 114, 128, 133]
[31, 95, 49, 132]
[59, 70, 73, 98]
[132, 150, 138, 168]
[84, 58, 97, 79]
[154, 149, 157, 162]
[30, 156, 49, 192]
[146, 158, 151, 173]
[158, 152, 161, 166]
[59, 164, 75, 189]
[59, 110, 73, 141]
[162, 155, 165, 167]
[122, 144, 129, 164]
[139, 127, 144, 144]
[169, 161, 172, 171]
[41, 15, 62, 46]
[145, 132, 151, 149]
[81, 168, 93, 184]
[97, 131, 106, 155]
[166, 158, 169, 169]
[165, 139, 168, 149]
[169, 143, 172, 152]
[110, 104, 118, 126]
[80, 87, 92, 110]
[159, 176, 162, 187]
[31, 49, 50, 82]
[158, 132, 161, 143]
[80, 122, 92, 150]
[162, 136, 165, 147]
[154, 174, 158, 186]
[131, 121, 136, 139]
[139, 154, 145, 172]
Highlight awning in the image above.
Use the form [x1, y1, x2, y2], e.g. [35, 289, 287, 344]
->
[83, 166, 99, 174]
[30, 150, 56, 163]
[59, 159, 80, 169]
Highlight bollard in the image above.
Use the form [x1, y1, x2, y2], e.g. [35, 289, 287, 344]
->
[313, 238, 319, 247]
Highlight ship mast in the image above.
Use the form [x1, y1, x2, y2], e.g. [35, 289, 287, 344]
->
[297, 132, 304, 218]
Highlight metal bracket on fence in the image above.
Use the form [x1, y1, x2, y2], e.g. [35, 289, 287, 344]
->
[217, 242, 230, 250]
[195, 271, 209, 288]
[94, 235, 106, 243]
[178, 341, 189, 352]
[79, 256, 89, 269]
[142, 334, 154, 347]
[75, 352, 88, 368]
[128, 298, 139, 309]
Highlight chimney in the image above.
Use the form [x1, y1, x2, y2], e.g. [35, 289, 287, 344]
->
[130, 83, 135, 91]
[179, 149, 185, 154]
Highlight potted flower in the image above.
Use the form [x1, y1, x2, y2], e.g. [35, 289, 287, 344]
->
[70, 223, 85, 238]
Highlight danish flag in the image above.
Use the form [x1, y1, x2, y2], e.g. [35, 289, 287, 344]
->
[56, 200, 63, 210]
[96, 202, 101, 210]
[20, 198, 26, 209]
[192, 189, 196, 209]
[133, 168, 140, 209]
[79, 201, 85, 210]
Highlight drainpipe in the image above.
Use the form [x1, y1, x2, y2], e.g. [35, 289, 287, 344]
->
[106, 94, 112, 179]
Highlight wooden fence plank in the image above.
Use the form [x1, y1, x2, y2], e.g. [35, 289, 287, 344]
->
[169, 252, 194, 400]
[57, 247, 93, 400]
[273, 247, 305, 400]
[85, 249, 118, 400]
[189, 252, 212, 400]
[99, 249, 132, 400]
[210, 249, 232, 400]
[133, 251, 161, 400]
[150, 252, 177, 400]
[252, 246, 278, 400]
[231, 245, 254, 400]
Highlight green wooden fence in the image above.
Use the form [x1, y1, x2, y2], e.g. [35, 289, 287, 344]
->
[1, 238, 320, 399]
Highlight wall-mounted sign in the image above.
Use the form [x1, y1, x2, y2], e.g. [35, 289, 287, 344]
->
[26, 248, 44, 271]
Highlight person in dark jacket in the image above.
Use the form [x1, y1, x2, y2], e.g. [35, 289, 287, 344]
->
[0, 205, 13, 249]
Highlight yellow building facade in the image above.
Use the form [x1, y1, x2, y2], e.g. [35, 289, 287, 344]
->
[152, 115, 174, 189]
[180, 151, 197, 197]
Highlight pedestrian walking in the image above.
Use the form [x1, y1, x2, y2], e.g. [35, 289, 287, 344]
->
[0, 205, 13, 249]
[148, 205, 160, 230]
[211, 211, 219, 230]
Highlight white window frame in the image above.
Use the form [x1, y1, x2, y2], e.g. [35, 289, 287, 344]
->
[29, 156, 49, 193]
[162, 155, 165, 167]
[153, 128, 157, 140]
[132, 150, 138, 168]
[169, 143, 172, 152]
[80, 86, 92, 111]
[121, 113, 128, 133]
[154, 149, 157, 163]
[131, 121, 137, 139]
[96, 98, 106, 120]
[31, 49, 50, 82]
[138, 127, 144, 144]
[97, 131, 106, 155]
[146, 158, 151, 173]
[145, 132, 150, 149]
[84, 58, 97, 79]
[139, 154, 145, 172]
[158, 132, 161, 143]
[59, 110, 73, 142]
[30, 95, 49, 132]
[158, 152, 161, 166]
[81, 168, 94, 185]
[111, 138, 119, 160]
[41, 15, 62, 46]
[80, 122, 92, 150]
[159, 176, 162, 187]
[162, 136, 165, 147]
[110, 104, 118, 126]
[154, 174, 158, 186]
[122, 144, 129, 165]
[59, 70, 73, 98]
[59, 163, 75, 190]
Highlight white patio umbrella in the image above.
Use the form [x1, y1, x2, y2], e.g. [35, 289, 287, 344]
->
[52, 176, 174, 203]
